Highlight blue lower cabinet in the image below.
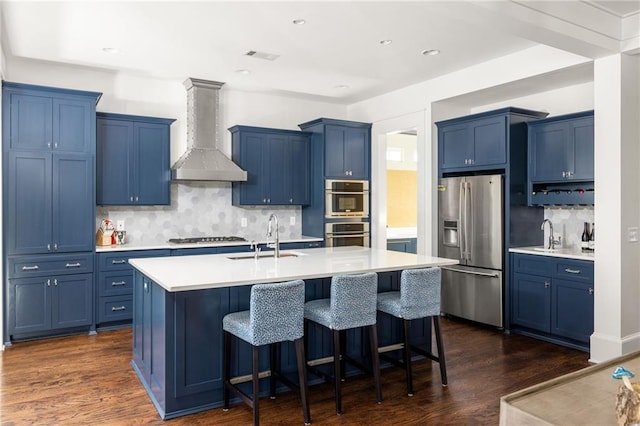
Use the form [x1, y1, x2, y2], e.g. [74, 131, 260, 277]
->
[386, 238, 417, 254]
[510, 253, 594, 350]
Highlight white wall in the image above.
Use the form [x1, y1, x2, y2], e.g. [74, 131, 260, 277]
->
[0, 7, 5, 350]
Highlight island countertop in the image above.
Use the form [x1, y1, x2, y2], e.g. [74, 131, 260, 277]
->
[129, 246, 459, 292]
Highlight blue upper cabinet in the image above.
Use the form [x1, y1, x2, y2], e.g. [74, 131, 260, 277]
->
[436, 108, 547, 174]
[299, 118, 371, 180]
[97, 113, 174, 205]
[3, 82, 98, 154]
[528, 111, 594, 183]
[230, 125, 311, 206]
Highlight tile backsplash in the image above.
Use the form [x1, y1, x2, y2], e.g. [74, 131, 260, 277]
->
[96, 182, 302, 245]
[543, 206, 594, 250]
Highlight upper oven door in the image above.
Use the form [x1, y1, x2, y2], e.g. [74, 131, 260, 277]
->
[325, 180, 369, 218]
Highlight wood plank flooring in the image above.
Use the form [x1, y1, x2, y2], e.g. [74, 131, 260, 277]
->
[0, 317, 590, 425]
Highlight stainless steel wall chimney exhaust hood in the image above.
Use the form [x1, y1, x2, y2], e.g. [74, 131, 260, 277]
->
[171, 78, 247, 181]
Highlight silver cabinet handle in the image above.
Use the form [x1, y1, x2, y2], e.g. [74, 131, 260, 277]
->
[111, 306, 126, 312]
[135, 196, 139, 202]
[47, 243, 51, 251]
[143, 280, 149, 292]
[544, 282, 550, 288]
[47, 142, 52, 148]
[564, 268, 581, 274]
[111, 259, 127, 265]
[130, 196, 134, 202]
[289, 198, 293, 203]
[589, 287, 594, 295]
[53, 243, 58, 251]
[22, 265, 39, 271]
[65, 262, 81, 268]
[111, 281, 127, 286]
[47, 279, 51, 287]
[53, 279, 58, 286]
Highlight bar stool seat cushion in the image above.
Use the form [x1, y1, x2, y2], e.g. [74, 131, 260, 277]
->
[223, 279, 304, 347]
[377, 268, 441, 320]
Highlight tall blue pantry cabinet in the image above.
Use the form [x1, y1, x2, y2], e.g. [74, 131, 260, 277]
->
[2, 82, 102, 345]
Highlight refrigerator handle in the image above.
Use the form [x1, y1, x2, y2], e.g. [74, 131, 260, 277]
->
[465, 181, 472, 262]
[458, 180, 465, 261]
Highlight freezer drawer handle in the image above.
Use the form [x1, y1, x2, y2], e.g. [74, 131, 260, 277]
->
[441, 266, 500, 278]
[564, 268, 581, 274]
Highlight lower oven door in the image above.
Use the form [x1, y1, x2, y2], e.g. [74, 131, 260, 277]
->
[325, 233, 370, 247]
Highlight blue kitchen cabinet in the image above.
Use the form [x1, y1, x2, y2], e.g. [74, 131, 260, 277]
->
[437, 108, 548, 174]
[528, 111, 594, 183]
[3, 82, 97, 153]
[6, 151, 94, 255]
[230, 125, 311, 206]
[97, 113, 175, 205]
[510, 253, 594, 350]
[386, 238, 417, 254]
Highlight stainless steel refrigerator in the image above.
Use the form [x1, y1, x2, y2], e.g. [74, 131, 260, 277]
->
[438, 174, 504, 328]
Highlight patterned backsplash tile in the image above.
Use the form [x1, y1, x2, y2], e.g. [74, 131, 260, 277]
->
[544, 206, 594, 250]
[96, 182, 302, 245]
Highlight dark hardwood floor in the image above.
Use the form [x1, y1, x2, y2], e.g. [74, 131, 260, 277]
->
[0, 317, 590, 425]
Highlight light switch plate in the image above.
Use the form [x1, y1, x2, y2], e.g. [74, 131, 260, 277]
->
[290, 216, 296, 226]
[628, 227, 639, 242]
[241, 218, 248, 227]
[116, 220, 125, 231]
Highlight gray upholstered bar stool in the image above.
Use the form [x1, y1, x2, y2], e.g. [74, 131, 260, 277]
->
[222, 279, 311, 426]
[303, 272, 382, 415]
[377, 267, 447, 396]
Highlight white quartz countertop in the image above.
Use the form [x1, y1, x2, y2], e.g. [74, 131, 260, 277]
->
[509, 246, 594, 261]
[128, 246, 459, 292]
[96, 236, 323, 252]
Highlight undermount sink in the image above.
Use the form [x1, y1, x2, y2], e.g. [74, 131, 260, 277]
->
[532, 247, 559, 252]
[226, 252, 300, 260]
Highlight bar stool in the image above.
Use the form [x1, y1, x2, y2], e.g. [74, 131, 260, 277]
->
[303, 272, 382, 415]
[222, 279, 311, 426]
[376, 267, 447, 396]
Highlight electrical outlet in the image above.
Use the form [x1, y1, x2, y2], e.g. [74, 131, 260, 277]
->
[241, 218, 248, 228]
[116, 220, 125, 231]
[629, 227, 639, 242]
[290, 216, 296, 226]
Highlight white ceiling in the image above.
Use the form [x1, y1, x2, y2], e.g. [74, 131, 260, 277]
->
[1, 1, 638, 104]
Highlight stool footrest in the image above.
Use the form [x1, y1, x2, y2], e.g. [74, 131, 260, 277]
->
[409, 344, 441, 364]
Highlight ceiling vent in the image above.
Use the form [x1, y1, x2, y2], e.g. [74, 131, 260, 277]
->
[244, 50, 280, 61]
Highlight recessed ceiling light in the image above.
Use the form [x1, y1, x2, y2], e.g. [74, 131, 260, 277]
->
[380, 40, 393, 45]
[334, 85, 350, 90]
[421, 49, 440, 56]
[102, 47, 119, 54]
[292, 19, 306, 25]
[236, 69, 251, 75]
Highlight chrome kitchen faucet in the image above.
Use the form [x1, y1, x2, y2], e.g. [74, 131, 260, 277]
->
[541, 219, 562, 250]
[266, 214, 280, 258]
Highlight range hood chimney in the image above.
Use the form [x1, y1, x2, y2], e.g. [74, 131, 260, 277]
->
[171, 78, 247, 181]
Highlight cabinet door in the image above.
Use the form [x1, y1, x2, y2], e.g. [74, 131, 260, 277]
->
[7, 151, 52, 254]
[266, 133, 288, 204]
[8, 277, 51, 334]
[471, 116, 506, 167]
[552, 279, 594, 343]
[529, 122, 568, 182]
[51, 273, 93, 329]
[9, 93, 53, 150]
[325, 125, 347, 178]
[97, 119, 133, 205]
[53, 98, 93, 153]
[52, 154, 94, 252]
[288, 135, 310, 204]
[569, 116, 594, 181]
[134, 122, 170, 205]
[512, 273, 551, 332]
[439, 122, 470, 170]
[344, 127, 369, 179]
[238, 132, 268, 204]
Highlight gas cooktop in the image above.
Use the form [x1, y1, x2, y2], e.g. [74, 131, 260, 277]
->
[168, 236, 247, 244]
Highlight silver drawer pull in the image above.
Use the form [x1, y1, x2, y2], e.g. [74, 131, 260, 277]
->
[22, 265, 40, 271]
[65, 262, 81, 268]
[112, 260, 127, 264]
[564, 268, 581, 274]
[111, 306, 127, 312]
[111, 281, 127, 286]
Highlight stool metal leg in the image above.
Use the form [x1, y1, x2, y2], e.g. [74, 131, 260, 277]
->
[294, 337, 312, 425]
[252, 345, 260, 425]
[223, 330, 231, 410]
[402, 319, 414, 396]
[333, 329, 342, 414]
[270, 343, 277, 399]
[433, 316, 448, 386]
[339, 330, 347, 382]
[368, 324, 382, 404]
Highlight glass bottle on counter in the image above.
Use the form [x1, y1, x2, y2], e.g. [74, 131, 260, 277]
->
[581, 222, 590, 252]
[589, 223, 595, 251]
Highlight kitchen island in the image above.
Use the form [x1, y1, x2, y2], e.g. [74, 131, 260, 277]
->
[128, 246, 458, 419]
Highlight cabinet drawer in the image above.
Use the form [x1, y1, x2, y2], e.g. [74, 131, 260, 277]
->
[98, 250, 170, 271]
[98, 271, 133, 297]
[512, 253, 552, 276]
[98, 296, 133, 323]
[555, 259, 593, 282]
[8, 253, 94, 278]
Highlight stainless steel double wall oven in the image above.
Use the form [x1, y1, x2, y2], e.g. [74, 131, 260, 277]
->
[324, 179, 370, 247]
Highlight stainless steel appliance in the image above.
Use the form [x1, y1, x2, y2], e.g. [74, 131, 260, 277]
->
[438, 174, 504, 328]
[325, 179, 369, 218]
[325, 222, 370, 247]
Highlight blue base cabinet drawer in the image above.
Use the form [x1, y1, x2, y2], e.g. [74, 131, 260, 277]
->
[98, 271, 134, 297]
[98, 296, 134, 323]
[8, 253, 94, 278]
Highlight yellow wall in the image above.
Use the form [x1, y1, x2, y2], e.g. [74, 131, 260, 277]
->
[387, 170, 417, 227]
